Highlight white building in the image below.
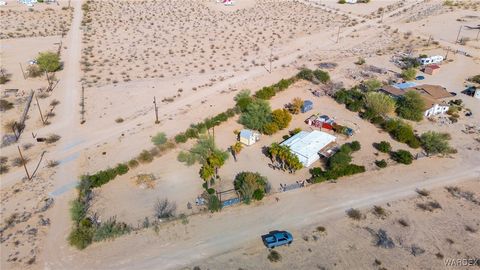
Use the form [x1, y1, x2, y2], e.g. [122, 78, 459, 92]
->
[239, 129, 259, 146]
[281, 130, 336, 167]
[424, 103, 449, 117]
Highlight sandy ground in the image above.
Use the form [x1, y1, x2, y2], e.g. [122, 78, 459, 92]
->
[0, 0, 479, 269]
[196, 180, 480, 270]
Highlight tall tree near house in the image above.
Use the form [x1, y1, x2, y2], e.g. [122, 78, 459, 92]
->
[199, 165, 214, 186]
[290, 97, 303, 114]
[207, 151, 227, 179]
[364, 92, 396, 117]
[37, 52, 61, 90]
[231, 142, 243, 162]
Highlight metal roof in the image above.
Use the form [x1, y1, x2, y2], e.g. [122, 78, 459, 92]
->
[281, 130, 336, 159]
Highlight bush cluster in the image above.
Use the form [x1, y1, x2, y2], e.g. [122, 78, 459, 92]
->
[383, 119, 420, 148]
[86, 163, 129, 188]
[334, 88, 365, 112]
[310, 142, 365, 182]
[254, 78, 296, 100]
[234, 171, 270, 204]
[391, 150, 413, 164]
[374, 141, 391, 153]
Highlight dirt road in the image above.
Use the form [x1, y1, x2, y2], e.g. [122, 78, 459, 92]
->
[44, 155, 479, 270]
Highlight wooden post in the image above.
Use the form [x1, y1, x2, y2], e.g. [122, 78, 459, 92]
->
[455, 25, 462, 43]
[153, 96, 160, 124]
[269, 48, 272, 73]
[12, 123, 19, 141]
[19, 63, 26, 80]
[426, 35, 432, 46]
[80, 85, 85, 124]
[476, 29, 480, 41]
[35, 95, 46, 125]
[336, 26, 341, 43]
[18, 146, 31, 180]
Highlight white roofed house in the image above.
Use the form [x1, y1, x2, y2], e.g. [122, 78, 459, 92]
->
[281, 130, 337, 167]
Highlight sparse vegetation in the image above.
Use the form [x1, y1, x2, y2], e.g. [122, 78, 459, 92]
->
[346, 208, 363, 220]
[374, 141, 391, 153]
[153, 198, 177, 219]
[151, 132, 168, 146]
[391, 149, 413, 165]
[234, 172, 270, 204]
[267, 250, 282, 262]
[420, 131, 455, 156]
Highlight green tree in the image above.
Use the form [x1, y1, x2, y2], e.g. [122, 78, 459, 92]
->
[271, 109, 292, 130]
[420, 131, 454, 155]
[401, 68, 417, 81]
[231, 142, 243, 161]
[262, 122, 279, 135]
[396, 91, 425, 121]
[362, 79, 382, 92]
[199, 164, 214, 183]
[37, 51, 61, 73]
[364, 92, 396, 117]
[239, 99, 272, 132]
[234, 90, 253, 112]
[234, 172, 269, 203]
[374, 141, 391, 153]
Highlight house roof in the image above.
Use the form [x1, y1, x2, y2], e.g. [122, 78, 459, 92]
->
[405, 84, 452, 99]
[281, 130, 336, 159]
[425, 64, 440, 70]
[240, 129, 255, 139]
[380, 85, 405, 97]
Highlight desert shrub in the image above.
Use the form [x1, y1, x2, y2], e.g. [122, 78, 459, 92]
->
[398, 218, 409, 227]
[70, 199, 87, 224]
[174, 133, 188, 144]
[114, 163, 129, 175]
[27, 65, 42, 77]
[349, 141, 361, 151]
[234, 172, 269, 203]
[383, 119, 420, 148]
[207, 194, 222, 212]
[0, 68, 11, 84]
[0, 164, 9, 174]
[420, 131, 454, 155]
[68, 222, 94, 250]
[154, 198, 177, 219]
[11, 157, 28, 167]
[416, 188, 430, 197]
[468, 74, 480, 84]
[372, 205, 387, 218]
[115, 118, 124, 123]
[316, 226, 326, 233]
[262, 122, 279, 135]
[346, 208, 363, 220]
[374, 141, 391, 153]
[271, 109, 292, 130]
[268, 250, 282, 262]
[401, 67, 417, 81]
[92, 217, 130, 242]
[255, 86, 276, 100]
[391, 150, 413, 164]
[46, 160, 60, 168]
[334, 88, 365, 112]
[296, 68, 314, 81]
[375, 159, 387, 168]
[313, 69, 330, 83]
[234, 90, 253, 112]
[417, 201, 442, 211]
[138, 150, 154, 163]
[396, 91, 425, 122]
[45, 134, 61, 144]
[362, 79, 382, 92]
[128, 159, 139, 168]
[0, 99, 14, 111]
[151, 132, 167, 146]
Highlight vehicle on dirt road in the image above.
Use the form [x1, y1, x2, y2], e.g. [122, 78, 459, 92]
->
[261, 230, 293, 249]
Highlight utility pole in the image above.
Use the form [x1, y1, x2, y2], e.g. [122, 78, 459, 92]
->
[269, 47, 272, 74]
[35, 94, 46, 125]
[455, 25, 462, 43]
[18, 146, 31, 180]
[153, 96, 160, 124]
[445, 47, 450, 60]
[426, 35, 432, 46]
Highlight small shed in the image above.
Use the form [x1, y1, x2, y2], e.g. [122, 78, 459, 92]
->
[424, 64, 440, 75]
[301, 100, 313, 113]
[239, 129, 259, 146]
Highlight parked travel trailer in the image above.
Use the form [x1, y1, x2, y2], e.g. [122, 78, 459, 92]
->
[419, 55, 444, 65]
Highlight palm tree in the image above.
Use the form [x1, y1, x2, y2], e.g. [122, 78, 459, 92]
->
[268, 143, 280, 164]
[200, 165, 214, 187]
[231, 142, 243, 162]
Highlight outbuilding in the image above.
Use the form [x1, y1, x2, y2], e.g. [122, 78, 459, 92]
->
[280, 130, 336, 167]
[424, 64, 440, 75]
[239, 129, 260, 146]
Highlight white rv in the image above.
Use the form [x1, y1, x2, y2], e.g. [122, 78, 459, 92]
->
[419, 55, 444, 65]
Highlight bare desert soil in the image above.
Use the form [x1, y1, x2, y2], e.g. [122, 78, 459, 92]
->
[1, 0, 480, 269]
[195, 180, 480, 270]
[0, 1, 73, 39]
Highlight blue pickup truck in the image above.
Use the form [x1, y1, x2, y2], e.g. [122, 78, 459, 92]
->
[261, 230, 293, 249]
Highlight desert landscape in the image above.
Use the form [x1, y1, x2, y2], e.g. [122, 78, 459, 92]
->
[0, 0, 479, 269]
